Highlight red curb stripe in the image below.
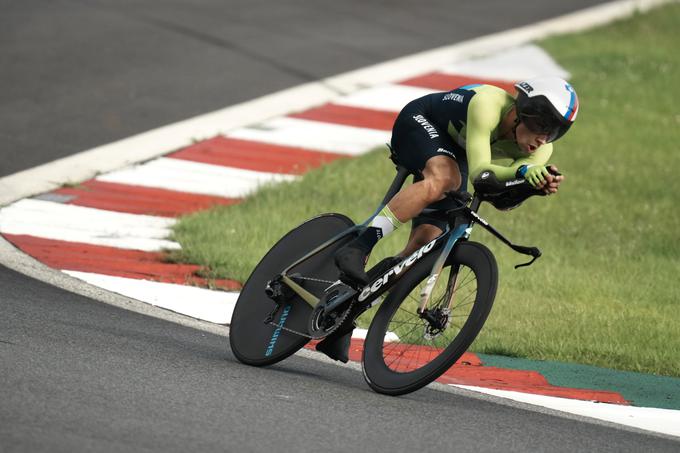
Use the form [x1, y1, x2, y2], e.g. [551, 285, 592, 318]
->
[169, 136, 347, 175]
[53, 180, 238, 218]
[3, 234, 242, 290]
[289, 103, 397, 131]
[399, 72, 517, 93]
[436, 368, 629, 404]
[306, 339, 628, 404]
[305, 339, 483, 366]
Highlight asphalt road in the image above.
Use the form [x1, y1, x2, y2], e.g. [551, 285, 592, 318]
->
[3, 0, 609, 177]
[4, 0, 677, 451]
[2, 265, 678, 452]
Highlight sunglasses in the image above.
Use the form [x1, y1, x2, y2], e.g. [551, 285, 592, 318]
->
[520, 113, 561, 143]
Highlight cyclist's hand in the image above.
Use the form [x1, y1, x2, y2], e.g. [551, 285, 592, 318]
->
[536, 165, 564, 194]
[520, 165, 551, 187]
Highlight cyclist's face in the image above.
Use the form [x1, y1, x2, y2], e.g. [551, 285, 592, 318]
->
[515, 122, 548, 154]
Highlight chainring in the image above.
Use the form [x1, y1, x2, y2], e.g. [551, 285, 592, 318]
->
[266, 277, 357, 340]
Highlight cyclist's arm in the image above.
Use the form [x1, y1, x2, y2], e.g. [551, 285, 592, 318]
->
[509, 144, 553, 172]
[466, 94, 553, 182]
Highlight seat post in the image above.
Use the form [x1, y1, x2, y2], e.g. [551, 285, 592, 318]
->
[380, 165, 411, 205]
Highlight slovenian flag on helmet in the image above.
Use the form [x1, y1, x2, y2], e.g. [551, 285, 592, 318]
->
[564, 83, 579, 122]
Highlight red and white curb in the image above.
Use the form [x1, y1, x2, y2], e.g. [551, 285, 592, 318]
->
[1, 0, 678, 438]
[0, 43, 563, 329]
[451, 385, 680, 437]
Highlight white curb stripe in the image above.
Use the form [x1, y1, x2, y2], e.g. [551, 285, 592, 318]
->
[0, 0, 672, 207]
[318, 0, 673, 95]
[452, 384, 680, 438]
[438, 44, 571, 80]
[0, 199, 178, 251]
[97, 157, 296, 199]
[63, 271, 238, 324]
[50, 272, 397, 340]
[351, 328, 399, 343]
[334, 84, 435, 112]
[227, 117, 391, 155]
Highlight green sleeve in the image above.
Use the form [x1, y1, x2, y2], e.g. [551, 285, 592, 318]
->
[465, 93, 553, 182]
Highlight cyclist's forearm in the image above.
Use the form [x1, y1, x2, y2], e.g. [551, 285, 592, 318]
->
[469, 163, 519, 183]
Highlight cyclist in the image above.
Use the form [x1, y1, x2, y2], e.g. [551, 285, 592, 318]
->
[317, 76, 578, 362]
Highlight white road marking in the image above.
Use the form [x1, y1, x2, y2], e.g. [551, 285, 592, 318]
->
[97, 157, 296, 198]
[0, 199, 178, 251]
[0, 0, 671, 207]
[452, 384, 680, 438]
[439, 44, 571, 80]
[227, 117, 391, 155]
[63, 271, 238, 324]
[333, 84, 435, 112]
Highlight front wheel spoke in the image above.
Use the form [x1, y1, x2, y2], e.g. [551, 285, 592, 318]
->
[389, 321, 425, 342]
[451, 298, 475, 311]
[396, 306, 418, 317]
[389, 320, 428, 327]
[449, 313, 473, 319]
[452, 275, 476, 294]
[454, 272, 476, 291]
[379, 261, 486, 373]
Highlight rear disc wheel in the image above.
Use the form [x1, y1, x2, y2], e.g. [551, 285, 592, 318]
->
[229, 214, 354, 366]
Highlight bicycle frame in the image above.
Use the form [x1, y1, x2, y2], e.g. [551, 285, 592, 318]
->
[269, 162, 542, 317]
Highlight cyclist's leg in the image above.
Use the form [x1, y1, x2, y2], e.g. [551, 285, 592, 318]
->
[398, 149, 470, 256]
[387, 155, 461, 221]
[400, 223, 444, 257]
[335, 103, 462, 285]
[391, 156, 459, 257]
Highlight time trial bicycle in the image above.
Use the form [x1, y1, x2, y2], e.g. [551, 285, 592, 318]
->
[229, 148, 546, 395]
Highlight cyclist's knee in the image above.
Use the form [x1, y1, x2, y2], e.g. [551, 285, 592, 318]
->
[421, 172, 461, 203]
[422, 156, 461, 200]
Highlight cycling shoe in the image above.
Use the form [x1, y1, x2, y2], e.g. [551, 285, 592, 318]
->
[316, 328, 353, 363]
[334, 245, 369, 287]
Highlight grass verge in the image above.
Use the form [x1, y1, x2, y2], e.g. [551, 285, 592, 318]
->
[171, 4, 680, 377]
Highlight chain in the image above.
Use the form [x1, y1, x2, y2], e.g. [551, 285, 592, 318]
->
[266, 297, 357, 340]
[266, 318, 313, 339]
[292, 275, 336, 285]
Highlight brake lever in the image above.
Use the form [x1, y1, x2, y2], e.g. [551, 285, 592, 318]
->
[515, 254, 540, 269]
[511, 245, 542, 269]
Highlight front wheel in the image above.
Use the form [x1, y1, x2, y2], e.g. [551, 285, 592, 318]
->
[362, 241, 498, 395]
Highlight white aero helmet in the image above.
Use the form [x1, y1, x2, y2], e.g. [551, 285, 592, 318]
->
[514, 76, 579, 142]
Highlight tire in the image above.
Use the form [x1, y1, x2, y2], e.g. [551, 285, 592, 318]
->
[229, 213, 355, 366]
[362, 241, 498, 395]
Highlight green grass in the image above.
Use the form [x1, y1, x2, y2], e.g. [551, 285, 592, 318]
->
[171, 4, 680, 377]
